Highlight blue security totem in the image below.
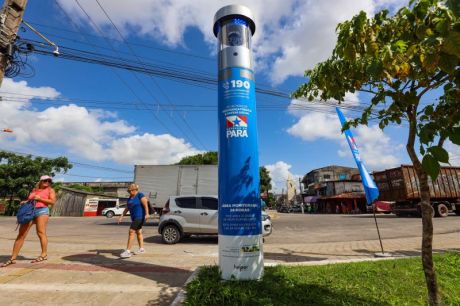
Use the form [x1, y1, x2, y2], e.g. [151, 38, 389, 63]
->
[213, 5, 263, 280]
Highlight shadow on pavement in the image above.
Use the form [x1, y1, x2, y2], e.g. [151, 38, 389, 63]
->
[144, 235, 218, 245]
[345, 214, 398, 218]
[98, 221, 159, 226]
[0, 255, 34, 262]
[62, 249, 191, 305]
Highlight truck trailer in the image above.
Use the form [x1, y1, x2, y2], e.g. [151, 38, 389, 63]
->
[373, 165, 460, 217]
[134, 165, 218, 214]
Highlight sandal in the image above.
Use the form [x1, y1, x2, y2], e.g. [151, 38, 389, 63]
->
[1, 258, 16, 267]
[31, 255, 47, 263]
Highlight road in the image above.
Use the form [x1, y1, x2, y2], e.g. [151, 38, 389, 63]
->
[0, 213, 458, 305]
[267, 212, 460, 244]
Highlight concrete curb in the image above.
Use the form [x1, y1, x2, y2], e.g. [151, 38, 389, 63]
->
[170, 267, 201, 306]
[264, 254, 413, 267]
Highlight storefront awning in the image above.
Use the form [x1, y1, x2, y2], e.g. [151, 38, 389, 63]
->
[304, 196, 319, 203]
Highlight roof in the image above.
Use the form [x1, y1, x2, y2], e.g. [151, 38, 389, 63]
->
[58, 187, 128, 199]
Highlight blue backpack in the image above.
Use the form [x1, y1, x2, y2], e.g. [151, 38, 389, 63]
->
[17, 200, 36, 225]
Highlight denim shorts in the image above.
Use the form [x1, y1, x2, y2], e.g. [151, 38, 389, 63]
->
[34, 207, 49, 218]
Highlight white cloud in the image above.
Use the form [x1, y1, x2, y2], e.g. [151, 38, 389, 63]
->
[286, 92, 402, 170]
[446, 141, 460, 167]
[1, 78, 60, 99]
[56, 0, 408, 84]
[265, 161, 301, 193]
[287, 112, 342, 141]
[337, 125, 403, 169]
[109, 133, 200, 164]
[0, 78, 199, 165]
[287, 92, 360, 141]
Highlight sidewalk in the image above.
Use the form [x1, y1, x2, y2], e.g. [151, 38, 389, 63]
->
[0, 216, 458, 305]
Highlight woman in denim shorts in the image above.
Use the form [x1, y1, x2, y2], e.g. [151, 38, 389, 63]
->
[1, 175, 56, 267]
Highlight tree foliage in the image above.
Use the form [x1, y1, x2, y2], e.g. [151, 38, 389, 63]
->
[293, 0, 460, 179]
[259, 166, 272, 193]
[0, 151, 72, 212]
[293, 1, 459, 304]
[176, 151, 218, 165]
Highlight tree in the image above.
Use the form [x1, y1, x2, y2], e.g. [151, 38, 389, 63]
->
[259, 166, 272, 194]
[0, 151, 72, 215]
[293, 1, 459, 304]
[176, 151, 218, 165]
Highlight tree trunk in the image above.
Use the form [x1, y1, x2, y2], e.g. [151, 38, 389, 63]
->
[406, 109, 440, 305]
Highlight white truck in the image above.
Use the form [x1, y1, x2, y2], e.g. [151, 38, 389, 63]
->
[134, 165, 218, 215]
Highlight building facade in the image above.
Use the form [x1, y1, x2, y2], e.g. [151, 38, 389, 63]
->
[301, 165, 366, 214]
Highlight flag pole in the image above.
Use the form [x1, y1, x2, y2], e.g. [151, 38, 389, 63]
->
[371, 201, 385, 254]
[371, 201, 391, 257]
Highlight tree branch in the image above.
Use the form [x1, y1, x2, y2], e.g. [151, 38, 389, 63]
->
[438, 135, 446, 148]
[417, 75, 450, 99]
[358, 88, 378, 94]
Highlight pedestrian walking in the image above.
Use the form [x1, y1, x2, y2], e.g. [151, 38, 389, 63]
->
[1, 175, 56, 267]
[118, 184, 149, 258]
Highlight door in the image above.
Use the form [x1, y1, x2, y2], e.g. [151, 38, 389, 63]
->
[178, 166, 198, 195]
[173, 197, 200, 232]
[198, 197, 218, 234]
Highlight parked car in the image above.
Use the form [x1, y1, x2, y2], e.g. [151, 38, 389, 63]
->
[290, 204, 302, 213]
[158, 195, 272, 244]
[102, 205, 129, 218]
[366, 201, 394, 214]
[277, 205, 292, 213]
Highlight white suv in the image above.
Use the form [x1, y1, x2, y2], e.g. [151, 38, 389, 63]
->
[158, 195, 272, 244]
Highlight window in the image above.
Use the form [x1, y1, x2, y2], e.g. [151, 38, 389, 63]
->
[201, 197, 218, 210]
[323, 174, 331, 180]
[175, 197, 197, 209]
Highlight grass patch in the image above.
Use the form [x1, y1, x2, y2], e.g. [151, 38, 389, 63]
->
[185, 252, 460, 306]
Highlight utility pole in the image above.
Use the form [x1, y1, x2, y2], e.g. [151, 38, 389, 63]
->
[0, 0, 28, 86]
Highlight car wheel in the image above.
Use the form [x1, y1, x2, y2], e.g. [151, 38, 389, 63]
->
[106, 211, 115, 218]
[435, 204, 449, 218]
[162, 224, 181, 244]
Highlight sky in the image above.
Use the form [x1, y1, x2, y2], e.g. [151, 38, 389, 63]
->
[0, 0, 459, 192]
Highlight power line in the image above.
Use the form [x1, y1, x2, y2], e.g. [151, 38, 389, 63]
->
[2, 150, 132, 174]
[18, 39, 376, 116]
[0, 93, 376, 116]
[93, 0, 208, 151]
[53, 1, 186, 146]
[72, 0, 205, 150]
[27, 20, 214, 62]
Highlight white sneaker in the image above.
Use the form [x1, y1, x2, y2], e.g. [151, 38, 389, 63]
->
[120, 250, 132, 258]
[134, 248, 145, 255]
